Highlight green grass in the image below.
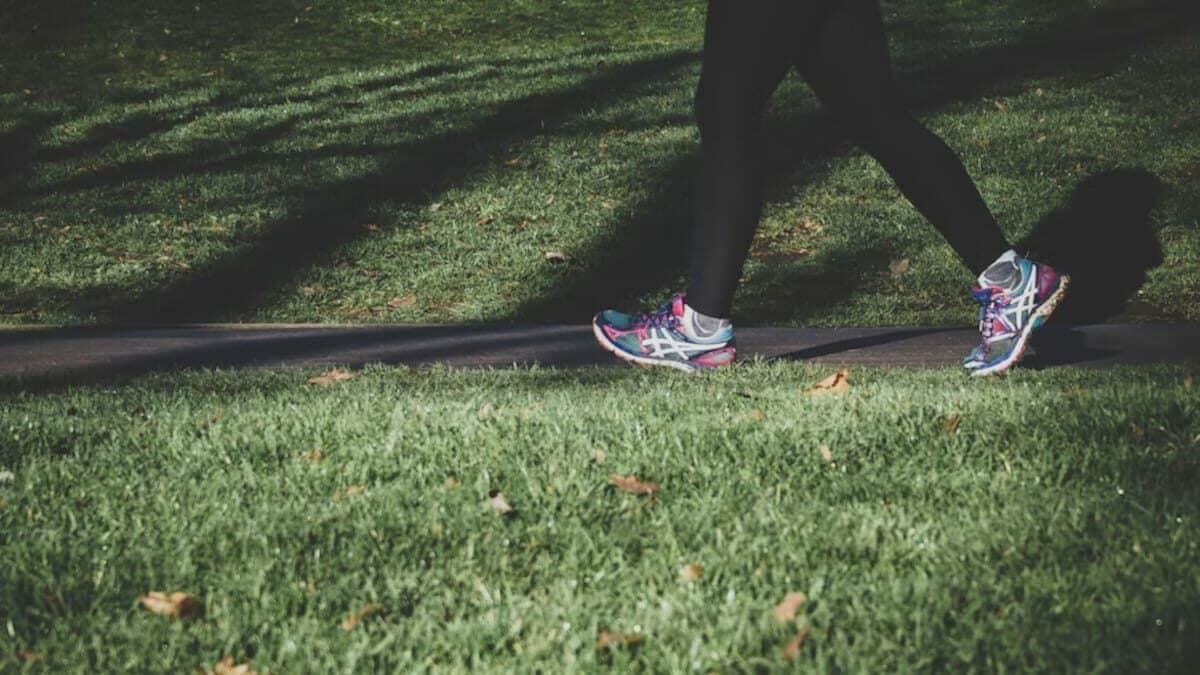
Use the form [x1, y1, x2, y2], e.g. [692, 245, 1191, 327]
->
[1, 0, 1197, 326]
[1, 362, 1198, 671]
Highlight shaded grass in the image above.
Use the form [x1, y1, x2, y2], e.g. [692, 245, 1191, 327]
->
[0, 1, 1198, 327]
[1, 362, 1198, 671]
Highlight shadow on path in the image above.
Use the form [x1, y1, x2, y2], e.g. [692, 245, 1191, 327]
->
[2, 323, 1197, 394]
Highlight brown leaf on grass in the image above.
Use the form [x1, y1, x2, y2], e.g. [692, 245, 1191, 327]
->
[773, 591, 808, 623]
[307, 368, 355, 386]
[807, 369, 850, 396]
[746, 409, 766, 423]
[139, 591, 201, 620]
[544, 250, 571, 263]
[21, 88, 33, 96]
[781, 626, 811, 663]
[487, 490, 515, 515]
[360, 223, 380, 232]
[504, 157, 521, 167]
[595, 629, 645, 651]
[207, 656, 258, 675]
[1185, 375, 1193, 389]
[819, 444, 834, 466]
[333, 485, 364, 501]
[444, 476, 460, 489]
[888, 257, 911, 276]
[679, 563, 704, 583]
[301, 449, 324, 463]
[341, 603, 384, 631]
[993, 99, 1008, 112]
[609, 473, 659, 496]
[16, 650, 42, 662]
[600, 200, 615, 210]
[387, 294, 416, 309]
[942, 414, 963, 434]
[796, 216, 824, 234]
[475, 214, 495, 226]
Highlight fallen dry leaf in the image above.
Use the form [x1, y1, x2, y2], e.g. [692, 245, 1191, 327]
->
[888, 257, 911, 276]
[207, 656, 257, 675]
[819, 444, 834, 466]
[942, 414, 963, 434]
[475, 214, 495, 226]
[993, 99, 1008, 112]
[16, 650, 42, 662]
[139, 591, 201, 620]
[386, 294, 416, 309]
[796, 216, 823, 233]
[301, 449, 324, 463]
[361, 223, 380, 232]
[307, 368, 355, 387]
[773, 591, 808, 623]
[504, 157, 521, 167]
[807, 369, 850, 396]
[609, 473, 659, 497]
[444, 476, 460, 489]
[781, 626, 811, 663]
[488, 490, 515, 515]
[595, 629, 645, 651]
[1185, 375, 1193, 389]
[601, 200, 615, 210]
[341, 603, 383, 631]
[544, 250, 571, 263]
[679, 563, 704, 583]
[746, 409, 766, 423]
[429, 202, 444, 212]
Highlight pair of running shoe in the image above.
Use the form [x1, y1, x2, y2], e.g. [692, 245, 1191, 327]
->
[593, 253, 1068, 376]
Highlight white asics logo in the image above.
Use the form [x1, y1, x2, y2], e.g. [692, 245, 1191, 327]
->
[641, 328, 727, 358]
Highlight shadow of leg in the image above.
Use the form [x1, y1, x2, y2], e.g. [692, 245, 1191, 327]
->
[1019, 168, 1164, 324]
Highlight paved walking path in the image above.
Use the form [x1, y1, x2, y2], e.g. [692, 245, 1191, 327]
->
[1, 323, 1197, 386]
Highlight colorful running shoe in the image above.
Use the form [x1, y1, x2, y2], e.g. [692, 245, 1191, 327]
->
[593, 295, 735, 372]
[965, 252, 1069, 376]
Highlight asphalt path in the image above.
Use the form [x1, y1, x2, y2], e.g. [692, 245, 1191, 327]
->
[1, 323, 1197, 388]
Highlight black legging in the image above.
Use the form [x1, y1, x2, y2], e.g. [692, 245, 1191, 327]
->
[686, 0, 1011, 317]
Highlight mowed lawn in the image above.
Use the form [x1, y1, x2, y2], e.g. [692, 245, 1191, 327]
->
[2, 364, 1199, 672]
[1, 0, 1198, 326]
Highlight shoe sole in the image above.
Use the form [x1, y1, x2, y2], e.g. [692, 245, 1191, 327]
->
[970, 274, 1071, 377]
[591, 317, 717, 373]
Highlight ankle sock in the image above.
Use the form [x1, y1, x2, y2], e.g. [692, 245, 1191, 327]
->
[978, 249, 1022, 291]
[680, 303, 732, 341]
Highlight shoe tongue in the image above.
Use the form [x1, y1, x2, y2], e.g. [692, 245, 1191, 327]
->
[671, 294, 686, 318]
[971, 286, 998, 303]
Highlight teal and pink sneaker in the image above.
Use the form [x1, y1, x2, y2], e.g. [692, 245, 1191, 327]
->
[964, 252, 1069, 376]
[592, 295, 735, 372]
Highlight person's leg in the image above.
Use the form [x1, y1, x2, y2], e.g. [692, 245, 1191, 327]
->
[795, 0, 1068, 376]
[794, 0, 1010, 276]
[684, 0, 801, 318]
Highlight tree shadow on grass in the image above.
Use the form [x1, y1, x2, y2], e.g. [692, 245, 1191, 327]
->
[4, 3, 1197, 329]
[93, 51, 698, 323]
